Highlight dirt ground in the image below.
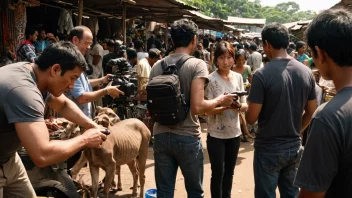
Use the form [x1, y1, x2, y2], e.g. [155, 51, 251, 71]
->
[77, 123, 271, 198]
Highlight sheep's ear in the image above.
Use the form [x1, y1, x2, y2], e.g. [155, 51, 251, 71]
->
[96, 106, 103, 113]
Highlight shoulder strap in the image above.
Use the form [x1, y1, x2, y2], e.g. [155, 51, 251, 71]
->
[161, 55, 193, 72]
[175, 55, 193, 71]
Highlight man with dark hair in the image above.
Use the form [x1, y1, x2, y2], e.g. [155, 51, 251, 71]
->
[135, 39, 148, 61]
[127, 48, 138, 67]
[247, 43, 262, 71]
[246, 22, 317, 198]
[294, 9, 352, 198]
[102, 39, 118, 74]
[0, 42, 107, 197]
[135, 48, 161, 101]
[149, 18, 234, 198]
[17, 28, 38, 62]
[34, 29, 58, 55]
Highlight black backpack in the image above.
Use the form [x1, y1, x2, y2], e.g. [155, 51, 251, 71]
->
[147, 55, 193, 125]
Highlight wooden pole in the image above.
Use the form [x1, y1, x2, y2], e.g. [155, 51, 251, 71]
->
[78, 0, 83, 26]
[165, 21, 169, 49]
[122, 3, 127, 44]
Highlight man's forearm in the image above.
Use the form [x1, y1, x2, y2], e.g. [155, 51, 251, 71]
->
[301, 112, 313, 134]
[59, 98, 97, 129]
[39, 136, 87, 167]
[89, 77, 104, 87]
[76, 89, 108, 105]
[193, 98, 221, 115]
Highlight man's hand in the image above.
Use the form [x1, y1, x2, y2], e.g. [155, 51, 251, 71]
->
[102, 74, 114, 84]
[105, 81, 125, 98]
[218, 93, 236, 107]
[81, 128, 107, 148]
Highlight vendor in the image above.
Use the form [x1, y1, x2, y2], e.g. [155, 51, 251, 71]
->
[0, 41, 108, 198]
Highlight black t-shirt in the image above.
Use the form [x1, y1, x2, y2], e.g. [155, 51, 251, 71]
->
[295, 87, 352, 197]
[247, 58, 316, 152]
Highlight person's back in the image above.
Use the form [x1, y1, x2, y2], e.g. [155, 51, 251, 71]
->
[150, 53, 206, 136]
[246, 22, 316, 198]
[149, 18, 234, 198]
[294, 9, 352, 198]
[251, 58, 315, 151]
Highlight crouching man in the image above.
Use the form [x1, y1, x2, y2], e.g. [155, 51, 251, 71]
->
[0, 41, 107, 198]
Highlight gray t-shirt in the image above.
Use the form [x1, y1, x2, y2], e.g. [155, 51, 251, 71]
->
[247, 51, 262, 70]
[205, 71, 244, 139]
[247, 58, 316, 152]
[149, 53, 209, 137]
[294, 87, 352, 197]
[0, 62, 49, 164]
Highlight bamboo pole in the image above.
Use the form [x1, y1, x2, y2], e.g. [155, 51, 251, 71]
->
[122, 3, 127, 44]
[77, 0, 83, 26]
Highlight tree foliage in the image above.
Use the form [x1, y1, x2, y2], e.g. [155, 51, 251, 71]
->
[184, 0, 317, 24]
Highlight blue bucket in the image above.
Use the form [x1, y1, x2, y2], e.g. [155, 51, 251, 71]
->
[145, 188, 157, 198]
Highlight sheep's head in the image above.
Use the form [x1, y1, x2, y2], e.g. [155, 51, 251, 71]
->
[95, 106, 120, 125]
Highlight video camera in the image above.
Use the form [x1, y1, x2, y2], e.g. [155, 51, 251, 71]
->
[106, 57, 137, 102]
[231, 91, 248, 101]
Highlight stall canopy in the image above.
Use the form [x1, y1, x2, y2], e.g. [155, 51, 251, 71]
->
[39, 0, 198, 18]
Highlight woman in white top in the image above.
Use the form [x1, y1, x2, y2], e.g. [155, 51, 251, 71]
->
[205, 41, 248, 198]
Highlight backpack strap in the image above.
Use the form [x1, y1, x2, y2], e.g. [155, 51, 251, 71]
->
[161, 55, 193, 74]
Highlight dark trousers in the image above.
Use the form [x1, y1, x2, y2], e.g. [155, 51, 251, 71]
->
[253, 146, 301, 198]
[154, 133, 204, 198]
[207, 135, 241, 198]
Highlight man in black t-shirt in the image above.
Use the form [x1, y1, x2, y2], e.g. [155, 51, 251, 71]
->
[294, 9, 352, 198]
[246, 23, 317, 198]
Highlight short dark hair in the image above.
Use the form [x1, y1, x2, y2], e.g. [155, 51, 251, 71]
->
[194, 50, 203, 59]
[134, 39, 144, 50]
[67, 26, 90, 41]
[26, 28, 37, 39]
[35, 41, 87, 76]
[249, 43, 258, 51]
[235, 51, 246, 60]
[296, 41, 306, 51]
[214, 41, 235, 67]
[106, 39, 115, 47]
[127, 48, 137, 60]
[262, 23, 289, 50]
[149, 48, 160, 59]
[170, 19, 198, 48]
[306, 9, 352, 66]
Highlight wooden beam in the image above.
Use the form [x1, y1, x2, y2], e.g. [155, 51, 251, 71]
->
[122, 2, 127, 44]
[78, 0, 83, 26]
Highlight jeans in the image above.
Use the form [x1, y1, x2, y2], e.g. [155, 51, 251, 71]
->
[207, 135, 241, 198]
[254, 146, 302, 198]
[154, 133, 204, 198]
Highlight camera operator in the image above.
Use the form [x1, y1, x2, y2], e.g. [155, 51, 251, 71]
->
[134, 48, 161, 101]
[204, 41, 247, 198]
[66, 26, 124, 119]
[65, 26, 124, 170]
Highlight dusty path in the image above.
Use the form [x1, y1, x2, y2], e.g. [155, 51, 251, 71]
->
[77, 123, 269, 198]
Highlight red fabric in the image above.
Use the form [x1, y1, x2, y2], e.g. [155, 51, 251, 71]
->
[20, 40, 33, 45]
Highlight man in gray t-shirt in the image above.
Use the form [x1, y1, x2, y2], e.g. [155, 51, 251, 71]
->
[294, 9, 352, 198]
[149, 19, 234, 198]
[246, 23, 316, 198]
[0, 42, 107, 197]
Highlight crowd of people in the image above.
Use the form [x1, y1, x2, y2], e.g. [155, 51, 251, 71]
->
[0, 7, 351, 198]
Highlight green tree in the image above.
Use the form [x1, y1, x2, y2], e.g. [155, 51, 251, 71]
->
[184, 0, 317, 24]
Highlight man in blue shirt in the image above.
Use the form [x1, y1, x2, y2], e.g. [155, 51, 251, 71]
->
[66, 26, 123, 118]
